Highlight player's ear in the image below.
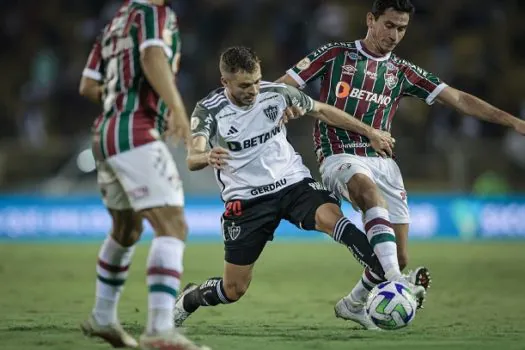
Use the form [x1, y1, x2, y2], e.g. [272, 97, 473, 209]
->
[366, 12, 375, 29]
[220, 76, 228, 88]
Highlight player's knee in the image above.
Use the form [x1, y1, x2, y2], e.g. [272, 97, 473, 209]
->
[111, 210, 143, 247]
[397, 252, 409, 271]
[359, 187, 386, 210]
[314, 203, 343, 233]
[121, 218, 143, 246]
[347, 175, 386, 210]
[141, 206, 187, 240]
[223, 279, 250, 301]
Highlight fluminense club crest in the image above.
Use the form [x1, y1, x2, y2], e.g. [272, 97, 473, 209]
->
[384, 73, 399, 90]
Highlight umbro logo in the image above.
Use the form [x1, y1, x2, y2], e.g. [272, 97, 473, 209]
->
[342, 64, 356, 76]
[227, 126, 238, 135]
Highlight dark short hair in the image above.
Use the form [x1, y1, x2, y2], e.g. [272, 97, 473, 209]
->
[372, 0, 415, 18]
[220, 46, 261, 74]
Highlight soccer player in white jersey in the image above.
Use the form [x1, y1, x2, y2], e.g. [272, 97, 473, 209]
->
[78, 1, 209, 349]
[277, 0, 525, 329]
[171, 46, 425, 327]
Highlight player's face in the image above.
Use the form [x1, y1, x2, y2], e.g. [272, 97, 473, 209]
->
[367, 8, 410, 54]
[222, 66, 262, 106]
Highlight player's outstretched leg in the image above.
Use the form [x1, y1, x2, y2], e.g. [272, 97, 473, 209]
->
[174, 277, 235, 327]
[314, 202, 425, 328]
[345, 175, 426, 305]
[139, 207, 209, 350]
[174, 258, 256, 327]
[314, 203, 385, 329]
[81, 209, 142, 348]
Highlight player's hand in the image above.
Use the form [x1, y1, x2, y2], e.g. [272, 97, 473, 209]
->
[207, 147, 231, 169]
[368, 129, 395, 158]
[513, 120, 525, 135]
[165, 114, 191, 147]
[281, 105, 304, 124]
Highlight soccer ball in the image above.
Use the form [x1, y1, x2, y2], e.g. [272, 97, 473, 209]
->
[365, 281, 417, 330]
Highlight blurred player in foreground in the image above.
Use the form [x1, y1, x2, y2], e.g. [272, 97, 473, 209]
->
[172, 46, 426, 328]
[277, 0, 525, 329]
[78, 0, 208, 349]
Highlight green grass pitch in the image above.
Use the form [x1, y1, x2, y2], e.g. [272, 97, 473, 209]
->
[1, 241, 525, 350]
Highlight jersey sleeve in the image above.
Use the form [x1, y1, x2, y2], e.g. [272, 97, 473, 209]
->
[401, 62, 448, 105]
[136, 5, 174, 59]
[281, 85, 315, 113]
[168, 13, 182, 74]
[285, 43, 340, 89]
[82, 34, 104, 81]
[190, 103, 217, 140]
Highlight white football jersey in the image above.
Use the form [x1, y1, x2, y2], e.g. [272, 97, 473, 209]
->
[191, 81, 315, 201]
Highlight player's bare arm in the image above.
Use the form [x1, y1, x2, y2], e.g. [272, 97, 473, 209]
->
[79, 76, 103, 104]
[436, 86, 525, 134]
[187, 136, 230, 171]
[308, 101, 395, 158]
[140, 46, 191, 145]
[280, 105, 304, 123]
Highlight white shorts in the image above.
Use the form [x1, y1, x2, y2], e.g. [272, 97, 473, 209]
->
[320, 153, 409, 224]
[97, 141, 184, 211]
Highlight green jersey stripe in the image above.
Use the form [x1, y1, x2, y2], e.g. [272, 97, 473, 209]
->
[371, 65, 389, 130]
[117, 91, 138, 152]
[356, 59, 379, 125]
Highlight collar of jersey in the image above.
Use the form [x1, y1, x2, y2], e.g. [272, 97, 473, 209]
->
[224, 91, 260, 112]
[132, 0, 152, 4]
[356, 40, 391, 61]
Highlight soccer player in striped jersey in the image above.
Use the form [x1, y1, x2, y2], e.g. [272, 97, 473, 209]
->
[78, 1, 208, 349]
[278, 0, 525, 329]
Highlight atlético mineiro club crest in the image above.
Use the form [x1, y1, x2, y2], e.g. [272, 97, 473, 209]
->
[264, 105, 279, 122]
[227, 222, 241, 241]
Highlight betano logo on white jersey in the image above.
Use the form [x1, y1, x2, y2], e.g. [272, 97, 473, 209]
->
[203, 82, 312, 201]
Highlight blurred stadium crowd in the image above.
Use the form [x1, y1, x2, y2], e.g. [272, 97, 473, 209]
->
[1, 0, 524, 193]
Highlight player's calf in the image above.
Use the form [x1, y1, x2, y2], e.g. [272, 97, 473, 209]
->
[175, 261, 253, 326]
[174, 278, 236, 327]
[314, 203, 384, 277]
[141, 207, 187, 336]
[110, 208, 143, 247]
[91, 209, 141, 327]
[346, 175, 401, 279]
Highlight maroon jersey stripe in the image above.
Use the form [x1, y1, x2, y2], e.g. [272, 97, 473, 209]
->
[354, 60, 379, 119]
[386, 98, 401, 130]
[106, 117, 117, 156]
[404, 68, 438, 93]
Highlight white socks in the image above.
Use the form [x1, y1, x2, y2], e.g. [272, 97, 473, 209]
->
[146, 236, 185, 334]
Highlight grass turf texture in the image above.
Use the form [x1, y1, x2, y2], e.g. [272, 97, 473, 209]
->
[1, 242, 524, 350]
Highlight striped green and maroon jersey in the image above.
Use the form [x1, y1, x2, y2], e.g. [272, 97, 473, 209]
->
[82, 1, 127, 136]
[83, 29, 106, 136]
[286, 41, 448, 163]
[85, 0, 181, 159]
